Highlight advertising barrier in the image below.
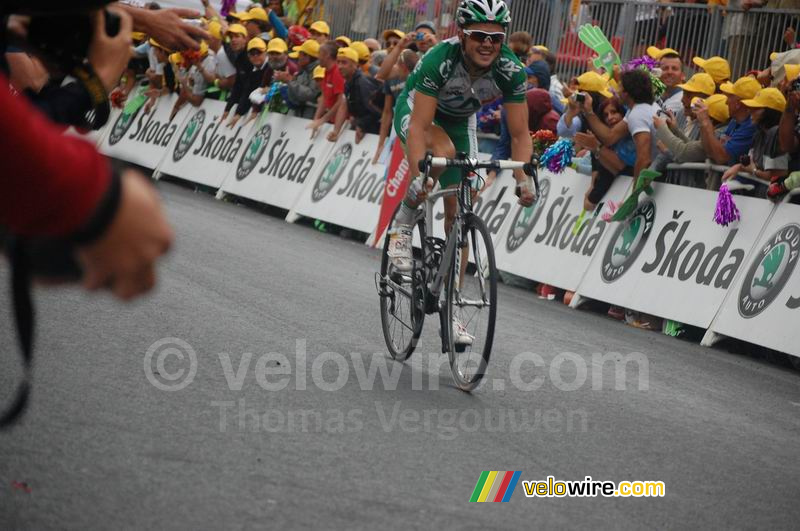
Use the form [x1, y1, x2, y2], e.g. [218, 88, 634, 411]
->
[157, 99, 252, 189]
[706, 202, 800, 357]
[574, 181, 775, 329]
[290, 128, 388, 234]
[493, 169, 631, 291]
[218, 113, 337, 210]
[99, 94, 190, 169]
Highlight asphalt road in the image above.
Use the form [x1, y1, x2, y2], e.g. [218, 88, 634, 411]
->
[1, 182, 799, 530]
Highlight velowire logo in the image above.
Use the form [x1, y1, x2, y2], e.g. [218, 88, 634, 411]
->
[469, 471, 521, 503]
[173, 109, 206, 162]
[312, 143, 352, 202]
[236, 124, 272, 181]
[601, 200, 656, 283]
[506, 178, 550, 253]
[738, 223, 800, 318]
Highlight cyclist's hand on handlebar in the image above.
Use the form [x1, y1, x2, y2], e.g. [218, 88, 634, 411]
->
[515, 179, 536, 207]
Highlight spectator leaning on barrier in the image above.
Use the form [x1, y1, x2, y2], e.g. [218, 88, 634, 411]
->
[699, 75, 761, 165]
[212, 24, 247, 93]
[262, 37, 297, 88]
[225, 37, 269, 128]
[170, 41, 217, 119]
[676, 72, 716, 140]
[330, 47, 382, 143]
[221, 26, 255, 125]
[203, 21, 237, 98]
[307, 42, 345, 138]
[648, 47, 684, 119]
[722, 88, 788, 189]
[654, 93, 731, 164]
[557, 71, 611, 138]
[309, 21, 330, 45]
[280, 38, 321, 118]
[583, 69, 659, 179]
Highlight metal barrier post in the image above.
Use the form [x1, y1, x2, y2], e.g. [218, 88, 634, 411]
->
[705, 5, 723, 58]
[367, 0, 380, 40]
[618, 1, 636, 62]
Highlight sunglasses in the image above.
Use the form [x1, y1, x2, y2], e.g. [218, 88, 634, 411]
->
[248, 49, 265, 56]
[463, 29, 506, 45]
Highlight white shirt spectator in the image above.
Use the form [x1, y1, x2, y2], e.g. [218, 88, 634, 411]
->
[189, 51, 217, 96]
[624, 102, 660, 159]
[216, 49, 237, 79]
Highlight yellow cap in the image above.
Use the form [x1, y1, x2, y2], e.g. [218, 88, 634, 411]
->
[267, 38, 288, 53]
[289, 39, 321, 59]
[335, 35, 352, 46]
[677, 73, 716, 96]
[247, 37, 267, 52]
[132, 31, 147, 41]
[313, 65, 326, 79]
[149, 38, 170, 52]
[226, 24, 248, 37]
[350, 41, 370, 62]
[742, 87, 787, 113]
[207, 21, 222, 40]
[240, 7, 269, 22]
[647, 46, 680, 60]
[785, 63, 800, 81]
[337, 47, 359, 63]
[382, 28, 405, 41]
[532, 45, 549, 52]
[703, 94, 730, 123]
[576, 71, 612, 98]
[310, 21, 331, 35]
[719, 76, 762, 100]
[169, 52, 182, 66]
[692, 56, 731, 84]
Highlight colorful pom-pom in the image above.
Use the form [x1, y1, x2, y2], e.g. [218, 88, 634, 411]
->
[539, 138, 574, 174]
[714, 183, 741, 226]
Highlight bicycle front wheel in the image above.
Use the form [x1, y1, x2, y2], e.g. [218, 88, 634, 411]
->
[445, 213, 497, 391]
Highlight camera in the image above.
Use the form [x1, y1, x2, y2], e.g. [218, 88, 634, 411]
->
[416, 32, 425, 41]
[740, 155, 751, 166]
[573, 92, 585, 104]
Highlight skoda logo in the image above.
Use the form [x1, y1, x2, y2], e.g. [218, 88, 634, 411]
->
[108, 106, 141, 146]
[236, 124, 272, 181]
[738, 223, 800, 319]
[601, 200, 656, 283]
[505, 178, 550, 253]
[312, 143, 352, 202]
[173, 110, 206, 162]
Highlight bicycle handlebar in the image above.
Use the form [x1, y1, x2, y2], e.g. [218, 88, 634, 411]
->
[417, 153, 539, 178]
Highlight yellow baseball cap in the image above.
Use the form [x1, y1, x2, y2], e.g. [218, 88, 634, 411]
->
[692, 56, 731, 84]
[742, 87, 787, 113]
[240, 7, 269, 22]
[207, 21, 222, 40]
[289, 39, 320, 59]
[226, 24, 248, 37]
[132, 31, 147, 41]
[350, 41, 370, 62]
[337, 47, 359, 63]
[576, 71, 612, 98]
[677, 73, 716, 96]
[247, 37, 267, 52]
[703, 94, 730, 123]
[647, 46, 679, 60]
[382, 29, 405, 41]
[267, 38, 288, 53]
[719, 76, 762, 100]
[310, 21, 331, 35]
[313, 65, 326, 79]
[532, 45, 549, 52]
[335, 35, 352, 46]
[785, 63, 800, 81]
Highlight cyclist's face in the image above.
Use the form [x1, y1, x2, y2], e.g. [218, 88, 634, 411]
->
[460, 22, 505, 69]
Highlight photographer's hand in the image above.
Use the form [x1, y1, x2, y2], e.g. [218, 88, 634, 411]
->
[88, 7, 133, 92]
[77, 169, 173, 301]
[121, 5, 209, 51]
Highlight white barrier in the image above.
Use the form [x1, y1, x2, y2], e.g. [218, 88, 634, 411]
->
[218, 113, 337, 210]
[573, 181, 775, 329]
[99, 94, 190, 169]
[157, 99, 251, 189]
[289, 128, 388, 233]
[705, 202, 800, 356]
[493, 169, 632, 291]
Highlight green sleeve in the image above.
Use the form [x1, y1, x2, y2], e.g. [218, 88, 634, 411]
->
[495, 49, 527, 104]
[412, 44, 450, 98]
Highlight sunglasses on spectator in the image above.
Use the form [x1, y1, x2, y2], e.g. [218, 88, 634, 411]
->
[463, 29, 505, 45]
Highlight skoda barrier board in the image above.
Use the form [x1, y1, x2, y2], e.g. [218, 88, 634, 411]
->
[219, 113, 337, 210]
[291, 129, 388, 233]
[709, 202, 800, 357]
[99, 94, 189, 169]
[574, 181, 775, 328]
[158, 99, 252, 189]
[493, 169, 631, 290]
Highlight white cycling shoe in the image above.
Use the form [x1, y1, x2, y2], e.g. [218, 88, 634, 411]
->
[452, 317, 474, 346]
[388, 225, 414, 273]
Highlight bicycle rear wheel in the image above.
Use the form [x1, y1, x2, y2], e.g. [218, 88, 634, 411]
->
[444, 213, 497, 391]
[378, 205, 426, 361]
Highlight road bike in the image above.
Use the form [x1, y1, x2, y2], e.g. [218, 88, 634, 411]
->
[376, 152, 538, 391]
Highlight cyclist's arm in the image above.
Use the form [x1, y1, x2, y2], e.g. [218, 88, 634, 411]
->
[407, 92, 439, 179]
[504, 101, 534, 184]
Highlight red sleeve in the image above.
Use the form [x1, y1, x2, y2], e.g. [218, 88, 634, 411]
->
[332, 68, 345, 96]
[0, 74, 111, 238]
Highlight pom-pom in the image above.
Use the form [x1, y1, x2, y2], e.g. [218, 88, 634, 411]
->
[531, 129, 557, 158]
[624, 55, 659, 72]
[714, 183, 741, 226]
[539, 138, 574, 174]
[221, 0, 237, 16]
[600, 200, 619, 222]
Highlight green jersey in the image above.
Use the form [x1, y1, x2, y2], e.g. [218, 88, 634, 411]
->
[398, 37, 528, 121]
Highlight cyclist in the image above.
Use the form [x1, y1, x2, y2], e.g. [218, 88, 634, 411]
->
[387, 0, 536, 343]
